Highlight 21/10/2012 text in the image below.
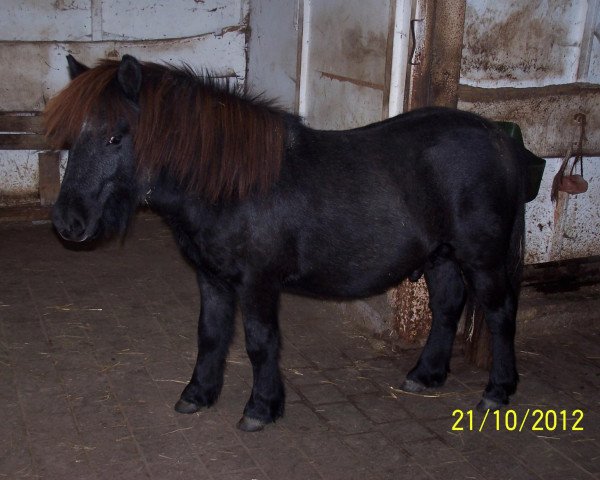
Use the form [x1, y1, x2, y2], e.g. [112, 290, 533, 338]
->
[451, 409, 584, 432]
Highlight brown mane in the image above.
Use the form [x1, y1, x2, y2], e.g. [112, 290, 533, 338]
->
[44, 59, 286, 202]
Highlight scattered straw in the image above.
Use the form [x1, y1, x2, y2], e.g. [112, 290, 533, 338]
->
[117, 349, 145, 356]
[389, 386, 471, 399]
[99, 361, 123, 373]
[46, 304, 103, 312]
[535, 435, 560, 440]
[162, 427, 193, 436]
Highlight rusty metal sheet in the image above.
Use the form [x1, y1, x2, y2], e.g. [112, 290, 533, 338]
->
[389, 278, 431, 344]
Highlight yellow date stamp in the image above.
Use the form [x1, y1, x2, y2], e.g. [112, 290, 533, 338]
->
[451, 409, 585, 432]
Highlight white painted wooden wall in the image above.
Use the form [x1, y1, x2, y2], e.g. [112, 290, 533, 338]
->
[459, 0, 600, 263]
[0, 0, 249, 204]
[1, 0, 598, 263]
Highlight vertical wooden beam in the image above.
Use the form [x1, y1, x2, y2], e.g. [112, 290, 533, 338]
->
[404, 0, 436, 111]
[405, 0, 467, 110]
[38, 151, 60, 206]
[463, 300, 492, 369]
[393, 0, 469, 347]
[393, 0, 437, 344]
[381, 0, 397, 119]
[429, 0, 466, 108]
[426, 0, 493, 370]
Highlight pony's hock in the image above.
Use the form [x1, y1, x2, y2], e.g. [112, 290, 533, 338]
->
[46, 54, 532, 429]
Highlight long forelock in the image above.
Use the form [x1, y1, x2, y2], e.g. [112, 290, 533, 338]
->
[44, 61, 135, 149]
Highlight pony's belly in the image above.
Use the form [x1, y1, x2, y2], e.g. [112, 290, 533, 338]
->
[284, 261, 416, 299]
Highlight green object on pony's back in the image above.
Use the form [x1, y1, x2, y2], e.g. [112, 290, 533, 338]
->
[496, 121, 546, 202]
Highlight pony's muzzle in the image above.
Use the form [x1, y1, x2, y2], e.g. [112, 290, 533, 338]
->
[52, 201, 93, 243]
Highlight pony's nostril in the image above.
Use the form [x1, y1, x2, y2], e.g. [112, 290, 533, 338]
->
[69, 216, 86, 237]
[53, 204, 90, 242]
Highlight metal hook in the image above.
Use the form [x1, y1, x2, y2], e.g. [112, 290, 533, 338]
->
[572, 113, 586, 177]
[409, 19, 424, 66]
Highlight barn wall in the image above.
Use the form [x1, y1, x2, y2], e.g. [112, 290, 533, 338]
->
[245, 0, 302, 113]
[0, 0, 249, 205]
[2, 0, 598, 264]
[298, 0, 393, 129]
[459, 0, 600, 263]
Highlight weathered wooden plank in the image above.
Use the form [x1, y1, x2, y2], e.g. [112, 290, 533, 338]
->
[522, 255, 600, 290]
[0, 114, 44, 134]
[0, 134, 49, 150]
[0, 205, 52, 223]
[458, 83, 600, 157]
[38, 151, 60, 206]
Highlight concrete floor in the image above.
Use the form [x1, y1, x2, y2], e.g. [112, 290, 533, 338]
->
[1, 213, 598, 480]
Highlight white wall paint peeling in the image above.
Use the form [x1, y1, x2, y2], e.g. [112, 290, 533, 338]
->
[0, 0, 248, 42]
[462, 0, 590, 88]
[246, 0, 302, 112]
[0, 151, 39, 198]
[0, 32, 247, 112]
[100, 0, 246, 40]
[526, 156, 600, 263]
[0, 0, 93, 42]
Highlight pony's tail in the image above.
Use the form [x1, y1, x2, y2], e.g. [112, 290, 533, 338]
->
[508, 139, 532, 304]
[508, 194, 526, 308]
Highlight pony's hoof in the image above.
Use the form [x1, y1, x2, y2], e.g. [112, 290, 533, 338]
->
[400, 379, 426, 393]
[237, 416, 266, 432]
[476, 397, 503, 412]
[174, 398, 201, 414]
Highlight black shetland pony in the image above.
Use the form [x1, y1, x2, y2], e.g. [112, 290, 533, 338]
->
[46, 55, 528, 431]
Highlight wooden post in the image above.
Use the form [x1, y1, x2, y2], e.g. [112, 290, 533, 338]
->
[393, 0, 471, 347]
[392, 0, 435, 343]
[429, 0, 493, 369]
[38, 151, 61, 206]
[462, 300, 492, 369]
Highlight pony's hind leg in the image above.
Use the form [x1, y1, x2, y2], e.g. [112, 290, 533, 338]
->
[175, 274, 235, 414]
[237, 278, 285, 432]
[402, 251, 466, 392]
[464, 267, 519, 411]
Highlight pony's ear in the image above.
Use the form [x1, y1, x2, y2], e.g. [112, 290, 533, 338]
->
[67, 55, 89, 79]
[118, 55, 142, 103]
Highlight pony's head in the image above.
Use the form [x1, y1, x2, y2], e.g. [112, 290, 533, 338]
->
[46, 55, 143, 242]
[44, 54, 286, 243]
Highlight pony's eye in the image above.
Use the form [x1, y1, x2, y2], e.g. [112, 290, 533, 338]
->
[107, 135, 122, 145]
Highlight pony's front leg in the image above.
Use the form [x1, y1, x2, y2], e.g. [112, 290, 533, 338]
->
[237, 280, 285, 432]
[175, 274, 235, 414]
